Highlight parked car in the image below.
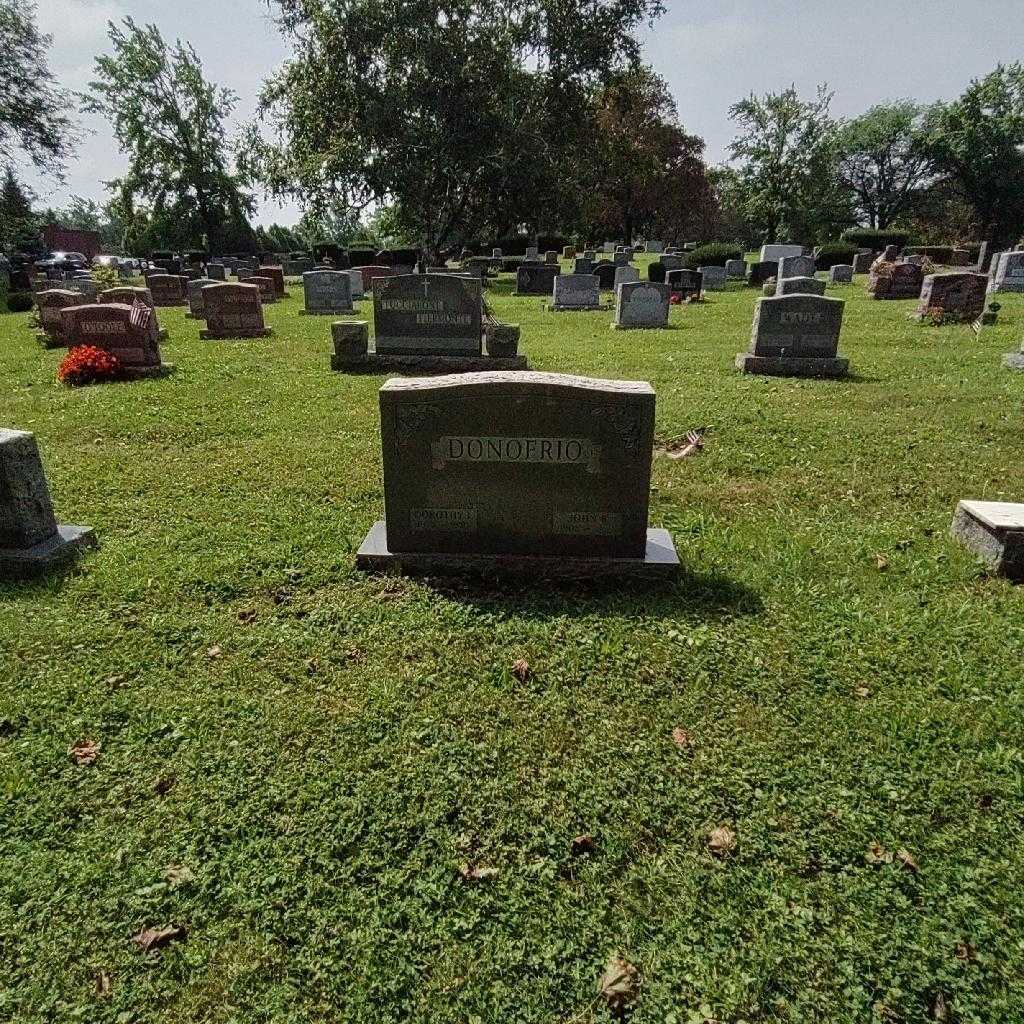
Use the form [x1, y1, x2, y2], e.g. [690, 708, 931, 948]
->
[35, 251, 88, 273]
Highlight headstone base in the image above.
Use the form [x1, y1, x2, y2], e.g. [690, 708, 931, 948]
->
[612, 323, 669, 331]
[200, 328, 273, 340]
[951, 501, 1024, 581]
[355, 521, 680, 580]
[545, 303, 611, 312]
[735, 354, 849, 379]
[0, 524, 97, 577]
[119, 363, 175, 381]
[1002, 352, 1024, 371]
[331, 352, 529, 373]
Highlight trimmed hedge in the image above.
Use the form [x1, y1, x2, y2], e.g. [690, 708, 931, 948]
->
[682, 243, 743, 270]
[905, 246, 953, 264]
[377, 248, 420, 267]
[7, 292, 33, 313]
[815, 243, 858, 271]
[841, 228, 909, 250]
[348, 249, 377, 267]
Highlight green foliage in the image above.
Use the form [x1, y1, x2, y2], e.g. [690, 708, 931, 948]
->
[84, 18, 255, 254]
[814, 242, 858, 270]
[245, 0, 666, 256]
[727, 84, 853, 244]
[834, 102, 936, 230]
[0, 167, 38, 252]
[1, 263, 1024, 1023]
[922, 63, 1024, 242]
[682, 242, 742, 270]
[0, 1, 75, 176]
[4, 290, 31, 312]
[91, 265, 120, 292]
[841, 228, 910, 250]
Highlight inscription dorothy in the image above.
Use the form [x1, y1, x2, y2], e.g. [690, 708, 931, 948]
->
[430, 435, 600, 471]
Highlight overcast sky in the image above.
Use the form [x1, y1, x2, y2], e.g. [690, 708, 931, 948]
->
[27, 0, 1024, 227]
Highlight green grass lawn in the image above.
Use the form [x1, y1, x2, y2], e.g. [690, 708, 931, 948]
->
[2, 261, 1022, 1024]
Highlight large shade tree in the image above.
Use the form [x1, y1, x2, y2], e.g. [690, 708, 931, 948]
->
[84, 18, 255, 253]
[243, 0, 665, 258]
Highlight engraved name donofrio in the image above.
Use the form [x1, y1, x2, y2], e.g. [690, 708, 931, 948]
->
[430, 435, 601, 472]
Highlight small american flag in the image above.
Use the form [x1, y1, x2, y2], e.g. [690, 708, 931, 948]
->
[129, 297, 152, 330]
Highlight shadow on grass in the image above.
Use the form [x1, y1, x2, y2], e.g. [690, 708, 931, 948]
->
[414, 563, 762, 622]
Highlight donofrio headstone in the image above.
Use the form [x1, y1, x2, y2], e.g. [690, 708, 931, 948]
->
[302, 270, 353, 314]
[99, 286, 166, 341]
[515, 263, 560, 296]
[0, 428, 96, 576]
[200, 283, 272, 340]
[736, 293, 848, 378]
[374, 274, 482, 355]
[614, 282, 671, 328]
[951, 500, 1024, 580]
[550, 274, 602, 311]
[915, 272, 987, 322]
[356, 371, 679, 577]
[61, 303, 170, 379]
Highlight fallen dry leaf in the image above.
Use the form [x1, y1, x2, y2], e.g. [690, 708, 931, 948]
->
[708, 825, 736, 858]
[932, 992, 949, 1021]
[511, 658, 531, 681]
[866, 841, 892, 865]
[205, 645, 222, 659]
[162, 864, 194, 888]
[875, 553, 890, 571]
[131, 924, 187, 953]
[94, 969, 111, 996]
[237, 608, 257, 624]
[69, 738, 100, 765]
[459, 863, 499, 882]
[598, 954, 640, 1013]
[954, 940, 976, 962]
[895, 847, 920, 873]
[854, 686, 871, 699]
[671, 727, 691, 748]
[153, 774, 176, 796]
[570, 834, 595, 856]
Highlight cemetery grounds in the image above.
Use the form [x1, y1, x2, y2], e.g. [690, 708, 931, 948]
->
[1, 255, 1022, 1023]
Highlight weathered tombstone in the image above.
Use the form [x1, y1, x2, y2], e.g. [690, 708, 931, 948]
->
[355, 371, 679, 576]
[614, 265, 640, 290]
[208, 263, 227, 281]
[951, 501, 1024, 580]
[829, 264, 853, 284]
[374, 274, 482, 355]
[666, 269, 703, 301]
[283, 257, 314, 277]
[348, 269, 366, 299]
[492, 248, 503, 259]
[594, 263, 618, 290]
[301, 270, 353, 314]
[977, 242, 993, 273]
[63, 278, 99, 302]
[760, 244, 803, 263]
[549, 274, 602, 312]
[515, 263, 560, 296]
[776, 275, 826, 296]
[147, 274, 188, 307]
[614, 282, 671, 329]
[61, 303, 169, 378]
[545, 250, 558, 265]
[573, 257, 595, 276]
[736, 293, 848, 378]
[187, 278, 217, 319]
[778, 254, 817, 282]
[34, 290, 81, 347]
[98, 286, 166, 340]
[660, 254, 684, 272]
[870, 262, 923, 300]
[613, 251, 630, 266]
[258, 265, 287, 298]
[236, 266, 255, 282]
[249, 276, 278, 304]
[949, 248, 971, 267]
[0, 428, 96, 576]
[359, 265, 396, 291]
[525, 246, 539, 260]
[853, 251, 875, 274]
[200, 283, 272, 340]
[725, 259, 747, 279]
[583, 249, 597, 262]
[645, 240, 664, 254]
[747, 261, 778, 287]
[990, 251, 1024, 293]
[914, 272, 988, 322]
[699, 265, 727, 291]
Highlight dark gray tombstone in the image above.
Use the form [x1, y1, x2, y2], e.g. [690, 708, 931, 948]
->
[736, 293, 848, 378]
[778, 254, 817, 281]
[725, 259, 747, 279]
[666, 269, 703, 300]
[374, 274, 482, 355]
[302, 270, 354, 314]
[699, 266, 727, 291]
[747, 261, 778, 286]
[187, 277, 217, 319]
[829, 265, 853, 284]
[356, 371, 679, 577]
[515, 263, 560, 296]
[613, 282, 671, 329]
[990, 251, 1024, 293]
[550, 274, 603, 311]
[0, 428, 96, 576]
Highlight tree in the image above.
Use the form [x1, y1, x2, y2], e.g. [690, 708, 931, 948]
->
[244, 0, 665, 259]
[84, 18, 255, 253]
[0, 1, 75, 176]
[834, 102, 935, 230]
[727, 85, 849, 244]
[922, 64, 1024, 242]
[584, 68, 713, 246]
[0, 167, 37, 251]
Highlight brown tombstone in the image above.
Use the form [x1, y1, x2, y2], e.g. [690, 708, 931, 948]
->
[199, 283, 271, 340]
[248, 276, 278, 303]
[258, 265, 287, 298]
[145, 274, 188, 307]
[34, 290, 82, 347]
[61, 303, 168, 378]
